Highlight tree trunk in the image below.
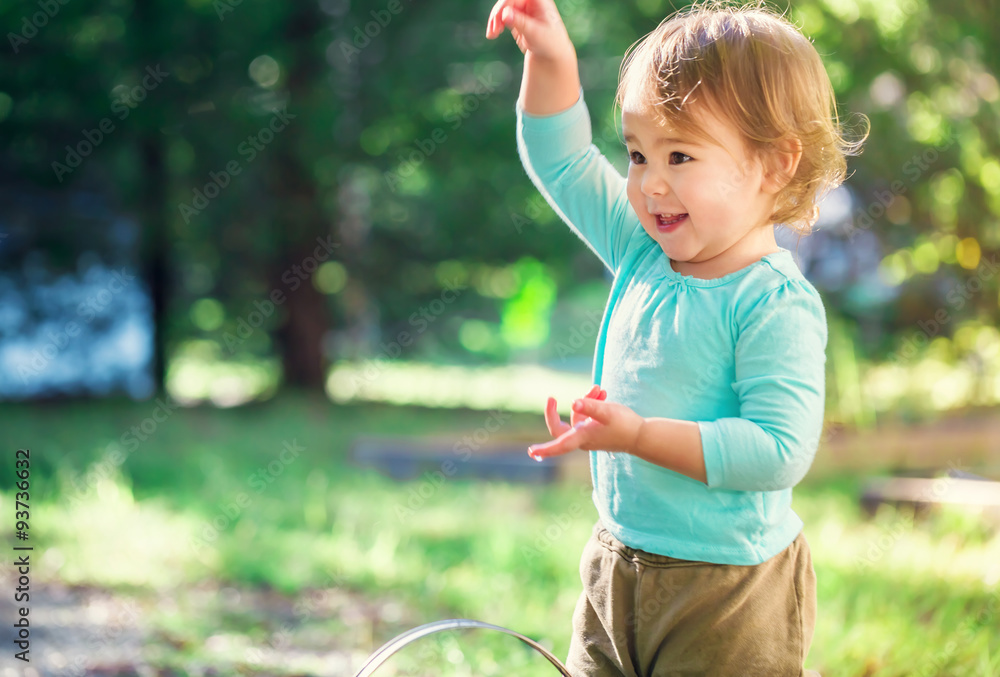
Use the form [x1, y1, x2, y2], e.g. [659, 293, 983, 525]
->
[135, 0, 170, 396]
[142, 136, 169, 396]
[270, 1, 334, 391]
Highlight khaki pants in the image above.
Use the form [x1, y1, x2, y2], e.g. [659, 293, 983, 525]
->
[565, 520, 816, 677]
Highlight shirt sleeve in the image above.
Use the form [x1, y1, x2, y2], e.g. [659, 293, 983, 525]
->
[515, 87, 637, 275]
[697, 279, 829, 492]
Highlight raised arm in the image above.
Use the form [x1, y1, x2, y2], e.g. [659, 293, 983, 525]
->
[486, 0, 581, 116]
[488, 0, 637, 274]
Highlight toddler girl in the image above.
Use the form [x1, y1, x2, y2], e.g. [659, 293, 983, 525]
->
[487, 1, 865, 674]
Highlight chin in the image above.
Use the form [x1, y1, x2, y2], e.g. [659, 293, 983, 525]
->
[656, 244, 683, 261]
[656, 240, 691, 259]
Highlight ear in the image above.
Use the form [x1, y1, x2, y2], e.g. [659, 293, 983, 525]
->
[761, 136, 803, 195]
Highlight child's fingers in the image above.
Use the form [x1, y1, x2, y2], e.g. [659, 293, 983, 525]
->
[499, 3, 545, 48]
[487, 2, 503, 38]
[486, 0, 514, 39]
[544, 396, 569, 437]
[571, 386, 600, 427]
[486, 0, 528, 39]
[543, 396, 558, 433]
[571, 397, 613, 428]
[488, 0, 571, 60]
[529, 418, 594, 459]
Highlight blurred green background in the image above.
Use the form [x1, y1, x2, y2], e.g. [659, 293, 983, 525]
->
[0, 0, 999, 674]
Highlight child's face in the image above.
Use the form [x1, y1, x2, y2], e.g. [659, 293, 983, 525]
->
[622, 103, 779, 274]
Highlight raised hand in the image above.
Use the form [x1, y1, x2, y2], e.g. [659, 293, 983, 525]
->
[485, 0, 576, 63]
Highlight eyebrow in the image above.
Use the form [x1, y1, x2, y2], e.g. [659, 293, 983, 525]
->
[622, 133, 700, 148]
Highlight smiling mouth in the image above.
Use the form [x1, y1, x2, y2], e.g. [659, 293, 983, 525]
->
[656, 213, 688, 230]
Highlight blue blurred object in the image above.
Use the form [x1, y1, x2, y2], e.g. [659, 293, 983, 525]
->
[350, 434, 560, 483]
[778, 185, 900, 316]
[0, 186, 154, 400]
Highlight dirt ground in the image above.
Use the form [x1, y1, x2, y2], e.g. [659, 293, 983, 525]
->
[0, 574, 420, 677]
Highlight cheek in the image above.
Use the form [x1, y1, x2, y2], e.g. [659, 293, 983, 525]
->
[713, 163, 760, 202]
[626, 176, 644, 214]
[693, 171, 737, 205]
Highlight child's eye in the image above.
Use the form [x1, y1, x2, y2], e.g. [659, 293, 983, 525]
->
[628, 150, 691, 165]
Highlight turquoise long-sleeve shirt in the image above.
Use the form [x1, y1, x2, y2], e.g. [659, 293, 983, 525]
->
[515, 89, 828, 565]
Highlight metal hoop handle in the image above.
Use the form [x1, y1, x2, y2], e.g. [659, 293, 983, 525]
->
[351, 618, 574, 677]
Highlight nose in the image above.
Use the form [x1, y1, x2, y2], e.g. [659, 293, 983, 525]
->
[640, 166, 669, 198]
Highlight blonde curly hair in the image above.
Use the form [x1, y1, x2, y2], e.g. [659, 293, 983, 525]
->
[615, 0, 868, 234]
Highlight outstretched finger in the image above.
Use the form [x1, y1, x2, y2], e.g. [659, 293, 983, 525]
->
[529, 417, 595, 459]
[544, 396, 569, 437]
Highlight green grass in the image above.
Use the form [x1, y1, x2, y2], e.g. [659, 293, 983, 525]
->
[2, 394, 999, 676]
